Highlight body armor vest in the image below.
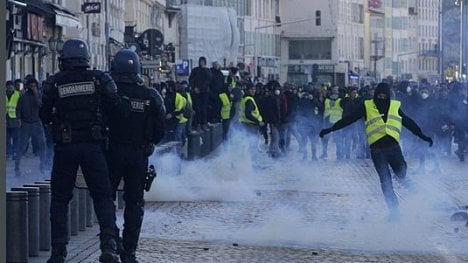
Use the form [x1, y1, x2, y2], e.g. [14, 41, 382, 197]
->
[109, 83, 153, 145]
[53, 70, 103, 142]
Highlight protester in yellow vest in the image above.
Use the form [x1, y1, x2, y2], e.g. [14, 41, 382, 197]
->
[170, 83, 192, 144]
[240, 83, 265, 162]
[321, 86, 345, 159]
[320, 83, 433, 221]
[240, 83, 264, 127]
[218, 85, 233, 140]
[6, 80, 20, 159]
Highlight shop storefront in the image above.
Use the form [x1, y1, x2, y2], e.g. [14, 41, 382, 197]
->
[6, 0, 80, 82]
[287, 63, 346, 87]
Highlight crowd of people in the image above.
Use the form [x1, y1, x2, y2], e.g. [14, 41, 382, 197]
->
[150, 61, 467, 166]
[7, 60, 468, 177]
[5, 49, 468, 260]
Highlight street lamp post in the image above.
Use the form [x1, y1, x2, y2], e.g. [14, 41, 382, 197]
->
[48, 36, 64, 74]
[253, 17, 317, 79]
[456, 0, 467, 80]
[460, 0, 464, 80]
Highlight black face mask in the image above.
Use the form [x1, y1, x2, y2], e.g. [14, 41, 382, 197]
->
[374, 98, 390, 115]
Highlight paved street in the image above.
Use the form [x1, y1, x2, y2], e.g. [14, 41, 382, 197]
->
[6, 142, 468, 262]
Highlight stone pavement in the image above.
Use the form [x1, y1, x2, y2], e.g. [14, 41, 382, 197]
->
[6, 143, 468, 263]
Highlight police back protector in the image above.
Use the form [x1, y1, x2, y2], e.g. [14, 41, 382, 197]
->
[53, 70, 105, 143]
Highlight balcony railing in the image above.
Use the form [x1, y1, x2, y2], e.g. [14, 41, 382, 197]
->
[419, 49, 438, 57]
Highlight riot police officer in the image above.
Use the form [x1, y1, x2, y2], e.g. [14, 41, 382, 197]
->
[40, 38, 129, 263]
[107, 49, 166, 263]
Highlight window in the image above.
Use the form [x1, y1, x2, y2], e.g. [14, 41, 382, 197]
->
[245, 0, 252, 16]
[359, 37, 364, 59]
[352, 4, 364, 23]
[316, 10, 321, 26]
[288, 39, 332, 60]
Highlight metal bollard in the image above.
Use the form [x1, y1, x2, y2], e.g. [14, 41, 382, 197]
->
[187, 132, 201, 160]
[24, 183, 51, 251]
[78, 188, 86, 231]
[11, 187, 40, 257]
[68, 206, 72, 239]
[78, 188, 87, 231]
[6, 191, 29, 263]
[70, 188, 79, 236]
[117, 191, 125, 210]
[86, 191, 94, 227]
[200, 128, 212, 157]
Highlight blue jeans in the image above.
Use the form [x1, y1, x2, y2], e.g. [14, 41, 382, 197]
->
[370, 144, 407, 211]
[6, 126, 18, 157]
[269, 124, 280, 155]
[175, 122, 187, 144]
[15, 121, 46, 171]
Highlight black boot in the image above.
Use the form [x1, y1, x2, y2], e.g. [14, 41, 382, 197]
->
[47, 246, 67, 263]
[99, 239, 120, 263]
[121, 249, 138, 263]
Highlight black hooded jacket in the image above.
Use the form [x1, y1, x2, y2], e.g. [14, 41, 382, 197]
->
[329, 83, 428, 149]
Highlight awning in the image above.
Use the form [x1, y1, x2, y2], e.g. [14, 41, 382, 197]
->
[8, 0, 27, 7]
[53, 8, 81, 28]
[25, 0, 81, 28]
[48, 3, 81, 29]
[26, 0, 55, 18]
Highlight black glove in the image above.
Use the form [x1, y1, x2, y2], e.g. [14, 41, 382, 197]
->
[422, 136, 433, 147]
[319, 128, 333, 138]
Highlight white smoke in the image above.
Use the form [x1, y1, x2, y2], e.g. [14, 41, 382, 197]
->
[141, 128, 467, 255]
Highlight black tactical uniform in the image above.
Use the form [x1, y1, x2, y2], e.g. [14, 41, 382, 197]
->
[107, 49, 166, 263]
[40, 38, 129, 263]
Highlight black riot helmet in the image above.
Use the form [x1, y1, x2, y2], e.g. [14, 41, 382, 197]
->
[111, 49, 141, 74]
[110, 49, 143, 83]
[59, 38, 90, 70]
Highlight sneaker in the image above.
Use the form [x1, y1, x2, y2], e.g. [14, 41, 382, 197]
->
[47, 246, 67, 263]
[15, 169, 21, 177]
[320, 153, 327, 159]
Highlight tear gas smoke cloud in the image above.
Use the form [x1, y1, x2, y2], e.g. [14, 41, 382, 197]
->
[142, 128, 467, 255]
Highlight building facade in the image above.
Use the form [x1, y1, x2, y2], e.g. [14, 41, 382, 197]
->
[280, 0, 364, 87]
[243, 0, 281, 82]
[6, 0, 81, 82]
[417, 0, 440, 82]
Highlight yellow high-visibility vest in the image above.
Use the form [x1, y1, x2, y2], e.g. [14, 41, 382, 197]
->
[219, 93, 232, 120]
[175, 92, 188, 123]
[240, 96, 262, 125]
[324, 98, 342, 123]
[225, 76, 237, 88]
[6, 91, 20, 119]
[364, 99, 402, 145]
